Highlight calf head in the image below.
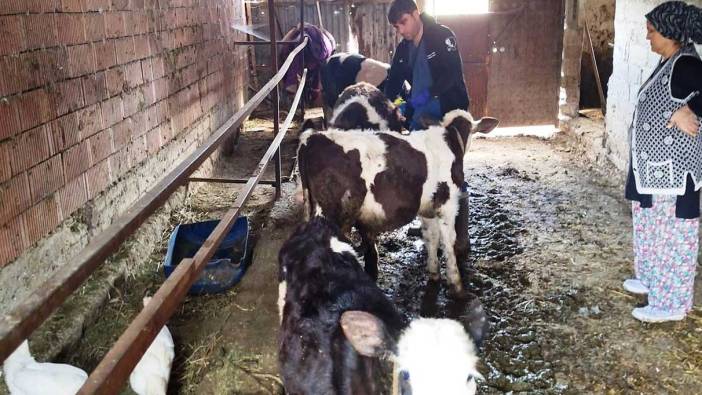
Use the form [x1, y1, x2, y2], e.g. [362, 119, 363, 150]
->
[341, 308, 487, 395]
[441, 110, 499, 157]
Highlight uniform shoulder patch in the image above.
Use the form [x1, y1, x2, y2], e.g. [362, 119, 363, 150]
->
[445, 36, 457, 52]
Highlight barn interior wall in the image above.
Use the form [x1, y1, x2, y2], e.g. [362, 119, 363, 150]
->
[605, 0, 702, 170]
[579, 0, 615, 109]
[0, 0, 248, 314]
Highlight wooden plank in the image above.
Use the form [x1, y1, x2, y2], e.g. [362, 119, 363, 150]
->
[0, 37, 309, 365]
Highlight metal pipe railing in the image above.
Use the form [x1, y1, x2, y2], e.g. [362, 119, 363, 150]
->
[0, 36, 309, 365]
[78, 67, 308, 395]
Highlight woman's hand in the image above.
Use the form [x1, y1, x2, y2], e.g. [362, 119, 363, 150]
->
[667, 105, 700, 137]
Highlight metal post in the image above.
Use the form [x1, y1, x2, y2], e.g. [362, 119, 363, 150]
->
[299, 0, 305, 119]
[269, 0, 282, 198]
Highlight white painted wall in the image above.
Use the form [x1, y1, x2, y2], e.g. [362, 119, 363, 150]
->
[605, 0, 702, 170]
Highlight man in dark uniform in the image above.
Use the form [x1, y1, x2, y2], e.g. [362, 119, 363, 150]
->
[385, 0, 472, 268]
[384, 0, 470, 130]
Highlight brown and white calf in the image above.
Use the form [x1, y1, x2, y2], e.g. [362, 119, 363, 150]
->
[278, 216, 486, 395]
[297, 110, 499, 295]
[329, 82, 405, 132]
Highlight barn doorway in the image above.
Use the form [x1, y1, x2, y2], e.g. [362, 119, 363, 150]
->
[436, 0, 565, 128]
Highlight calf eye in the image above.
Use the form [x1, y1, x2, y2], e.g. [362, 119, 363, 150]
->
[467, 374, 475, 382]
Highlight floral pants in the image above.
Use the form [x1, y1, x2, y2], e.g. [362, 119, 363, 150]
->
[632, 196, 698, 312]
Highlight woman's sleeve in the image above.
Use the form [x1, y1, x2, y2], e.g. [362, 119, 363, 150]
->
[671, 56, 702, 117]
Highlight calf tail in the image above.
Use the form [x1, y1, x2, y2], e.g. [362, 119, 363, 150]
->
[296, 138, 316, 221]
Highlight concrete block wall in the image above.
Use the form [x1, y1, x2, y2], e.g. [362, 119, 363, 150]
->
[0, 0, 247, 310]
[605, 0, 702, 170]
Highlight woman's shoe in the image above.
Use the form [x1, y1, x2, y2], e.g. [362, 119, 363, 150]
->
[622, 279, 649, 294]
[631, 305, 686, 323]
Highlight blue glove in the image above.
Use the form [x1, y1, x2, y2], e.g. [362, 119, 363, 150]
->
[409, 90, 431, 109]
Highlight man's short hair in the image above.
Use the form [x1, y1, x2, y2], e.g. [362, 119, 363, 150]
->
[387, 0, 418, 24]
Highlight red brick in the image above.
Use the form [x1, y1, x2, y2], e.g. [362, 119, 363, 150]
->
[54, 78, 85, 116]
[62, 140, 91, 180]
[48, 112, 80, 152]
[0, 1, 26, 15]
[88, 128, 113, 163]
[67, 43, 96, 78]
[59, 0, 83, 12]
[112, 117, 132, 150]
[110, 0, 129, 11]
[10, 126, 51, 175]
[122, 88, 143, 117]
[0, 140, 11, 183]
[85, 158, 110, 198]
[104, 12, 125, 39]
[25, 0, 59, 13]
[123, 61, 143, 89]
[94, 40, 117, 70]
[84, 0, 109, 12]
[17, 89, 54, 132]
[82, 72, 107, 106]
[0, 98, 21, 140]
[28, 155, 64, 203]
[133, 35, 150, 60]
[145, 126, 160, 154]
[58, 174, 87, 218]
[75, 104, 102, 137]
[0, 16, 25, 56]
[130, 110, 146, 136]
[35, 48, 69, 85]
[24, 14, 58, 50]
[84, 12, 106, 42]
[142, 81, 155, 106]
[158, 123, 174, 145]
[127, 134, 146, 166]
[0, 173, 31, 226]
[105, 66, 125, 96]
[56, 14, 85, 45]
[114, 36, 135, 64]
[140, 58, 153, 81]
[0, 56, 22, 96]
[0, 216, 26, 267]
[108, 147, 129, 179]
[101, 95, 123, 128]
[24, 196, 61, 246]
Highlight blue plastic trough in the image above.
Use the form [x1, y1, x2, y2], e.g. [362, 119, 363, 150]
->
[163, 217, 250, 295]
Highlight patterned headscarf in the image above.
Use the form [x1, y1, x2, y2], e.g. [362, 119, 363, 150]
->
[646, 1, 702, 44]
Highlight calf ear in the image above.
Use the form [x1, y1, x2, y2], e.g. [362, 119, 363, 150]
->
[341, 311, 392, 357]
[472, 117, 499, 135]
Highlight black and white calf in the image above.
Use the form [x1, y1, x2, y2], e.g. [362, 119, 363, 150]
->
[278, 217, 485, 395]
[297, 110, 499, 295]
[320, 53, 391, 122]
[329, 82, 404, 132]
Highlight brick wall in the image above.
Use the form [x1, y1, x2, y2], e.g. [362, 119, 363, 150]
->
[605, 0, 702, 170]
[0, 0, 247, 268]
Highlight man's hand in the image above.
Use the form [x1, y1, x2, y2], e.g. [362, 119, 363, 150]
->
[410, 90, 431, 109]
[667, 105, 700, 137]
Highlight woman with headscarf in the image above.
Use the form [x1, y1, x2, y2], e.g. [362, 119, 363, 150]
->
[624, 1, 702, 323]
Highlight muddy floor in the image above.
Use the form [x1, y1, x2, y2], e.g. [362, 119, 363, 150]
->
[35, 114, 702, 394]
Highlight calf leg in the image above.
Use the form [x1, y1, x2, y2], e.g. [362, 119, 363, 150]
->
[421, 217, 441, 281]
[438, 212, 464, 296]
[358, 226, 379, 280]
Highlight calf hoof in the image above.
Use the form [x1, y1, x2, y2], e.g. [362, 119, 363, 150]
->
[447, 284, 466, 300]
